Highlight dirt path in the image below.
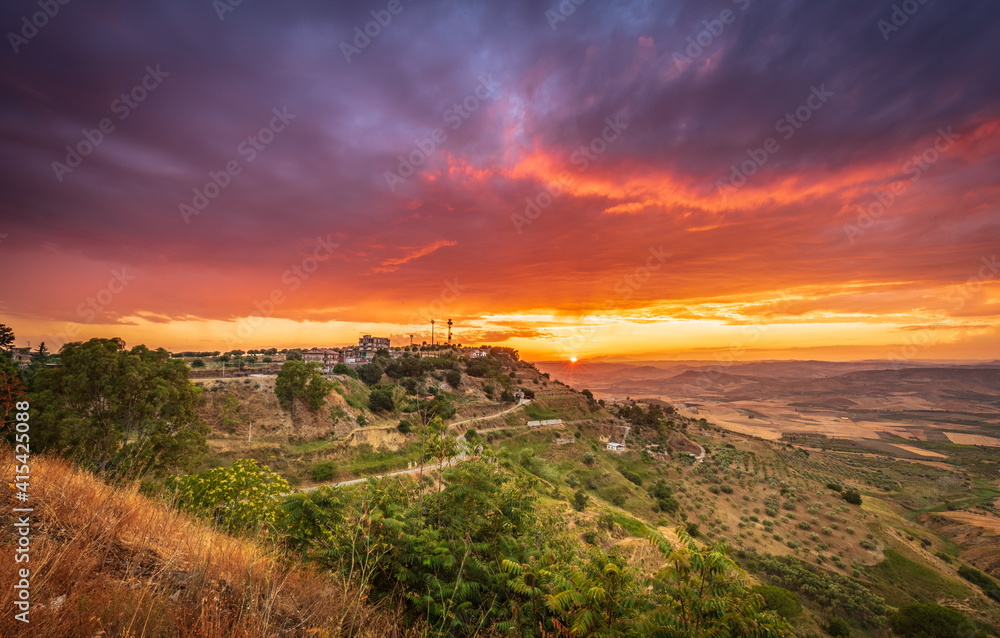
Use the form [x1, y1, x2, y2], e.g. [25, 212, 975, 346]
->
[448, 399, 530, 429]
[297, 399, 533, 492]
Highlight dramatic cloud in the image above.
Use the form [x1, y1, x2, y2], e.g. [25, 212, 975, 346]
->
[1, 0, 998, 360]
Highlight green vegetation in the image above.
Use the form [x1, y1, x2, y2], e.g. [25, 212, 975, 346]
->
[167, 459, 289, 534]
[752, 584, 802, 619]
[958, 564, 1000, 602]
[889, 603, 987, 638]
[866, 549, 971, 607]
[275, 359, 334, 417]
[32, 337, 207, 479]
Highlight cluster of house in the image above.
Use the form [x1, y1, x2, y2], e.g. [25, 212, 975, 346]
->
[301, 335, 391, 370]
[300, 336, 491, 372]
[9, 347, 31, 367]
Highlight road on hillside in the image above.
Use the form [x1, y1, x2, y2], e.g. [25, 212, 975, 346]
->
[297, 399, 532, 492]
[694, 442, 706, 462]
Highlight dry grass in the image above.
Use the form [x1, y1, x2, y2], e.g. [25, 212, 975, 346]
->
[0, 448, 422, 637]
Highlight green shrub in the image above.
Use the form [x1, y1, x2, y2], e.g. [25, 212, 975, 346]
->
[720, 484, 734, 494]
[685, 522, 701, 538]
[826, 616, 851, 637]
[573, 490, 589, 512]
[958, 565, 1000, 602]
[752, 584, 802, 619]
[889, 603, 983, 638]
[310, 460, 338, 481]
[619, 467, 643, 486]
[842, 490, 862, 506]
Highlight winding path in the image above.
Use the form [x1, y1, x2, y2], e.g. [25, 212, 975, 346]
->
[299, 399, 532, 491]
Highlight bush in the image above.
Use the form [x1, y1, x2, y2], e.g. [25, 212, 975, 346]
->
[685, 522, 701, 538]
[958, 565, 1000, 602]
[446, 369, 461, 388]
[332, 363, 357, 378]
[752, 584, 802, 619]
[368, 385, 395, 413]
[889, 603, 982, 638]
[842, 490, 862, 506]
[572, 490, 589, 512]
[310, 460, 338, 482]
[397, 419, 412, 434]
[191, 358, 205, 368]
[826, 616, 851, 637]
[619, 467, 643, 486]
[826, 482, 843, 493]
[582, 452, 596, 466]
[564, 473, 580, 488]
[720, 484, 734, 494]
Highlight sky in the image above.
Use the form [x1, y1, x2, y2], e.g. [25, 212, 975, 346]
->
[1, 0, 999, 362]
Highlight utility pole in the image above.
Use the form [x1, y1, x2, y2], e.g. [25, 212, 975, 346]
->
[431, 319, 435, 346]
[447, 318, 453, 343]
[409, 334, 414, 346]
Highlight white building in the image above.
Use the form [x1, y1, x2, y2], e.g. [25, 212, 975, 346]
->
[606, 442, 625, 452]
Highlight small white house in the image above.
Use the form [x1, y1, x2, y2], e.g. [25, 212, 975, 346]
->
[606, 442, 625, 452]
[469, 349, 487, 358]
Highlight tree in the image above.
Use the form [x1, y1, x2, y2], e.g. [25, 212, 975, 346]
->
[356, 362, 384, 386]
[843, 489, 862, 506]
[0, 323, 14, 350]
[752, 584, 802, 619]
[30, 342, 50, 364]
[275, 360, 333, 418]
[572, 490, 589, 511]
[33, 338, 207, 478]
[0, 353, 26, 435]
[889, 603, 985, 638]
[368, 385, 395, 413]
[645, 529, 790, 636]
[446, 369, 462, 388]
[191, 358, 205, 368]
[286, 348, 304, 361]
[332, 362, 357, 378]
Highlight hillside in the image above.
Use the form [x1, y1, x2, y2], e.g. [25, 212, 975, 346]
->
[11, 347, 1000, 636]
[0, 451, 420, 637]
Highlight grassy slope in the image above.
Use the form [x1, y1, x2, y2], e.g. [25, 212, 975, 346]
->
[0, 450, 421, 637]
